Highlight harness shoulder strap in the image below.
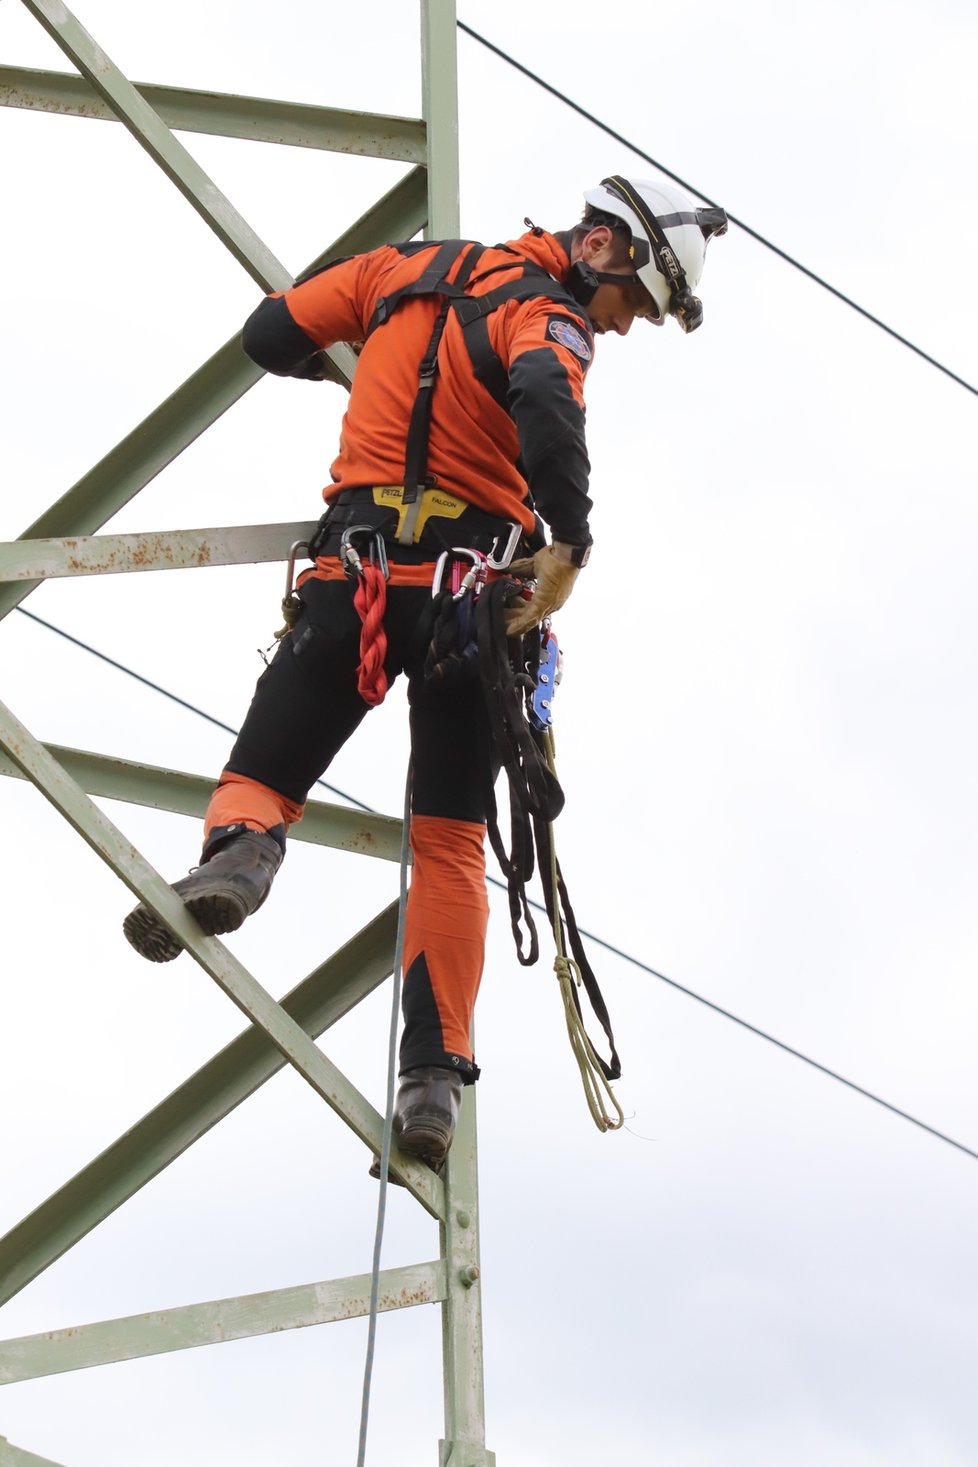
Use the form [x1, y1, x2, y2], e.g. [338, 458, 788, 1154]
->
[453, 267, 591, 411]
[361, 241, 586, 540]
[398, 241, 485, 534]
[366, 239, 477, 337]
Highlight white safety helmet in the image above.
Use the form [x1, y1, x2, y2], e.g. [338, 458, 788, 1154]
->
[583, 175, 727, 332]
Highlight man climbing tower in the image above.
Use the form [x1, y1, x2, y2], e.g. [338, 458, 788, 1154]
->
[123, 175, 727, 1169]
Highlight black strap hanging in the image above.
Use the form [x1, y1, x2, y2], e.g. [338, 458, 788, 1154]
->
[471, 580, 621, 1081]
[401, 242, 485, 513]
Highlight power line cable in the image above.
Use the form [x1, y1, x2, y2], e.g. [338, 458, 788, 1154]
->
[579, 929, 978, 1162]
[14, 606, 368, 813]
[12, 604, 977, 1165]
[457, 20, 978, 402]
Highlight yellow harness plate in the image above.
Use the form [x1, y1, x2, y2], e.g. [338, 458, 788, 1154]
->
[371, 484, 468, 542]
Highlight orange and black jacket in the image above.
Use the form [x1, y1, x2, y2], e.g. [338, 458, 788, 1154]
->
[241, 230, 596, 547]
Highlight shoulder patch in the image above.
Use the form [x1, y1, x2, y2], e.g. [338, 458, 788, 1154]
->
[547, 315, 593, 362]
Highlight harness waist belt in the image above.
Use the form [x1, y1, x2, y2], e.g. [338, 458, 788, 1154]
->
[313, 485, 544, 562]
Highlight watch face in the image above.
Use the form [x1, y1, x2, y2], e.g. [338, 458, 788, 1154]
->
[575, 544, 591, 568]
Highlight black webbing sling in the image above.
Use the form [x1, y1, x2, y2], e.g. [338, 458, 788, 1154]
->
[474, 578, 621, 1082]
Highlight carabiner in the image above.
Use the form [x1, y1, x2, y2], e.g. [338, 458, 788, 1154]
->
[339, 524, 389, 581]
[431, 547, 488, 601]
[284, 539, 310, 603]
[486, 521, 523, 570]
[275, 538, 311, 642]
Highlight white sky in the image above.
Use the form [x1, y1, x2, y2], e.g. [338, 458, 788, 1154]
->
[2, 1, 978, 1464]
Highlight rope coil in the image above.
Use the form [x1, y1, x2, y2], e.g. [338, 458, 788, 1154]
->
[353, 563, 389, 706]
[542, 729, 624, 1132]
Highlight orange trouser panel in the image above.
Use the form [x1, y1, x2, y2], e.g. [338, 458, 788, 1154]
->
[402, 813, 489, 1065]
[204, 771, 305, 840]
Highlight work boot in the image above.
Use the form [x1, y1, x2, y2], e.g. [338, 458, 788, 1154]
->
[122, 824, 284, 963]
[369, 1066, 465, 1181]
[395, 1066, 465, 1166]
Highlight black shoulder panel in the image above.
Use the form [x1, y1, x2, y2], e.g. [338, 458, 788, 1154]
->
[453, 269, 589, 411]
[241, 296, 323, 377]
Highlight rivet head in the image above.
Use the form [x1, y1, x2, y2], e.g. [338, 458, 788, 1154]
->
[459, 1265, 480, 1288]
[456, 1210, 471, 1229]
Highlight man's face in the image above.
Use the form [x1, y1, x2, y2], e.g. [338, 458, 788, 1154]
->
[579, 227, 660, 336]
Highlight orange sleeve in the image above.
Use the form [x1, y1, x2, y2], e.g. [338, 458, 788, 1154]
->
[280, 248, 397, 347]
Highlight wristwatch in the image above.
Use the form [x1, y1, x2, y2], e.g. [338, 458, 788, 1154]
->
[550, 540, 592, 568]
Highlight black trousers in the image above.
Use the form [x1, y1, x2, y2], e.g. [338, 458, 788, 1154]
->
[225, 575, 496, 823]
[217, 570, 497, 1080]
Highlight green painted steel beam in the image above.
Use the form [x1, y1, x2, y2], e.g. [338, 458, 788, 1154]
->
[0, 696, 443, 1219]
[421, 7, 494, 1460]
[0, 337, 260, 624]
[0, 746, 404, 860]
[0, 904, 400, 1307]
[0, 523, 316, 582]
[0, 166, 427, 624]
[421, 0, 460, 238]
[0, 1260, 447, 1382]
[0, 65, 427, 162]
[439, 1440, 497, 1467]
[439, 1093, 495, 1466]
[20, 0, 291, 293]
[0, 1437, 69, 1467]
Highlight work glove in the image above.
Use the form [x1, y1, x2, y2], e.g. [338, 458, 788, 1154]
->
[504, 542, 584, 638]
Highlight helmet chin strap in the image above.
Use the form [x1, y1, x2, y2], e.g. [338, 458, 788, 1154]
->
[566, 259, 645, 308]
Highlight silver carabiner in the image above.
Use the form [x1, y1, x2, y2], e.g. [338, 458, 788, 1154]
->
[339, 524, 389, 581]
[431, 547, 487, 601]
[284, 539, 310, 602]
[486, 521, 523, 570]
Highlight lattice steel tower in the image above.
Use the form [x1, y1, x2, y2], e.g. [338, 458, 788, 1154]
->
[0, 3, 495, 1462]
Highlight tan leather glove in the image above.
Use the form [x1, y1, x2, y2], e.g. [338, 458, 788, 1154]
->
[504, 542, 585, 637]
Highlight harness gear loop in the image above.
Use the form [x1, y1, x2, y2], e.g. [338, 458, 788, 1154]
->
[340, 525, 391, 707]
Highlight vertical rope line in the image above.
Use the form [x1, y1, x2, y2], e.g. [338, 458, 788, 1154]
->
[356, 762, 413, 1467]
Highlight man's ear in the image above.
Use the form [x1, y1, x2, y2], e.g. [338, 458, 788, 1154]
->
[580, 224, 613, 261]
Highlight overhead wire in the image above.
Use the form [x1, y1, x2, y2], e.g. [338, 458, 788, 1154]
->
[14, 606, 368, 814]
[12, 604, 978, 1166]
[456, 20, 978, 402]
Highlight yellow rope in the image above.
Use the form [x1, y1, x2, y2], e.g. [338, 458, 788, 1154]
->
[543, 728, 624, 1134]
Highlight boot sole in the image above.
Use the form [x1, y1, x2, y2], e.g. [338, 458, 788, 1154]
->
[368, 1151, 445, 1183]
[396, 1117, 454, 1167]
[122, 892, 249, 964]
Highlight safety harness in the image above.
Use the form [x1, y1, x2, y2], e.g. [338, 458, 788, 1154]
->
[363, 236, 593, 544]
[282, 235, 589, 694]
[296, 236, 592, 560]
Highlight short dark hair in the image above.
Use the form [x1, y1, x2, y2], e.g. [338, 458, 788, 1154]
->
[569, 205, 634, 265]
